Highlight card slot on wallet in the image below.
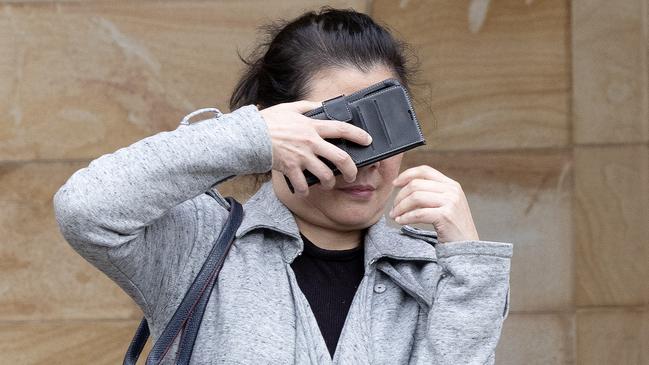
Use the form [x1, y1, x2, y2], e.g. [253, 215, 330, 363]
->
[283, 78, 426, 193]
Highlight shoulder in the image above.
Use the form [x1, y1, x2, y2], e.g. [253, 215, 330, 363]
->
[145, 190, 230, 246]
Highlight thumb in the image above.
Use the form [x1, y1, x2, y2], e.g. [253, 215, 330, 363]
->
[288, 100, 322, 114]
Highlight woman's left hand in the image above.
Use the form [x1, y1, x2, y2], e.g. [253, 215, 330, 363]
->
[388, 165, 480, 244]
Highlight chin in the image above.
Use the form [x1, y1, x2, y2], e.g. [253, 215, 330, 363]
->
[325, 203, 383, 228]
[332, 215, 377, 229]
[311, 187, 386, 225]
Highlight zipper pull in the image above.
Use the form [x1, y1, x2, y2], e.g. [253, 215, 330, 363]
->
[400, 225, 438, 246]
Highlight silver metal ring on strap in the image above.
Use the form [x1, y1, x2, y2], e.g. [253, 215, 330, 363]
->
[178, 107, 232, 211]
[179, 107, 223, 126]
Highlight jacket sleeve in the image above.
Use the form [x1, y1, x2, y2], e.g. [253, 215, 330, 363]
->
[52, 105, 273, 319]
[428, 240, 513, 365]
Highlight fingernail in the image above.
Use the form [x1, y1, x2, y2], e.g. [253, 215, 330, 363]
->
[367, 135, 373, 144]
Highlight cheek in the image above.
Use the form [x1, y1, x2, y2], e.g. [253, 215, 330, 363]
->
[380, 156, 403, 180]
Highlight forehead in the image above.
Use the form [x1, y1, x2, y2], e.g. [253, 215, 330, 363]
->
[304, 65, 397, 102]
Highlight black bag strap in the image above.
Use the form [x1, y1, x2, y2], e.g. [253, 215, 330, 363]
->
[123, 192, 243, 365]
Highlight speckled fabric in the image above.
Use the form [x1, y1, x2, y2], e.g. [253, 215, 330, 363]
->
[53, 105, 513, 364]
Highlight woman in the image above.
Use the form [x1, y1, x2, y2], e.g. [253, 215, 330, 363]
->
[53, 7, 512, 365]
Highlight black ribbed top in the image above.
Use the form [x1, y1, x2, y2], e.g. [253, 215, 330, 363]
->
[290, 231, 365, 358]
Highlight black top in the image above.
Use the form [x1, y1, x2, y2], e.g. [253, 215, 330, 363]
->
[290, 231, 366, 358]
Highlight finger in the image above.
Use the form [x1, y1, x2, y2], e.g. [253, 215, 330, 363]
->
[286, 168, 309, 197]
[394, 207, 440, 225]
[302, 155, 337, 189]
[312, 140, 357, 183]
[311, 119, 373, 146]
[390, 190, 446, 218]
[392, 165, 456, 187]
[288, 100, 323, 113]
[392, 178, 447, 208]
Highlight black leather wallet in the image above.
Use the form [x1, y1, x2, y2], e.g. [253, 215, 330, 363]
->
[284, 78, 426, 193]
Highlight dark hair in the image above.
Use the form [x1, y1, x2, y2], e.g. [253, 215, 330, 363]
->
[229, 6, 422, 186]
[230, 6, 420, 110]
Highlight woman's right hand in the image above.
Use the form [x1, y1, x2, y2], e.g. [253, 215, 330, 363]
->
[259, 100, 373, 197]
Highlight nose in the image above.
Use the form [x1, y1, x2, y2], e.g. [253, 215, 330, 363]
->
[354, 160, 379, 175]
[352, 160, 380, 178]
[341, 161, 379, 183]
[367, 160, 380, 169]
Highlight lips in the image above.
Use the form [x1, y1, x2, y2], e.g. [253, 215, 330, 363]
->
[337, 184, 376, 191]
[336, 184, 376, 199]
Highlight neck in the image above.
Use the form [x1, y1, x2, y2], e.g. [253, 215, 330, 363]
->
[294, 215, 363, 250]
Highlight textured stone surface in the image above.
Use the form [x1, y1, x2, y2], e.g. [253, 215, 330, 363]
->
[0, 320, 148, 365]
[577, 308, 649, 365]
[572, 0, 649, 144]
[496, 312, 575, 365]
[372, 0, 570, 150]
[0, 0, 368, 161]
[399, 149, 574, 312]
[0, 161, 144, 320]
[574, 145, 649, 306]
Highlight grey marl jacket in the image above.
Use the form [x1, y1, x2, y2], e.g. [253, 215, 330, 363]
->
[53, 104, 513, 364]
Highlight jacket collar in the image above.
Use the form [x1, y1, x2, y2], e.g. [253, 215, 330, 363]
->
[235, 180, 301, 241]
[235, 181, 437, 268]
